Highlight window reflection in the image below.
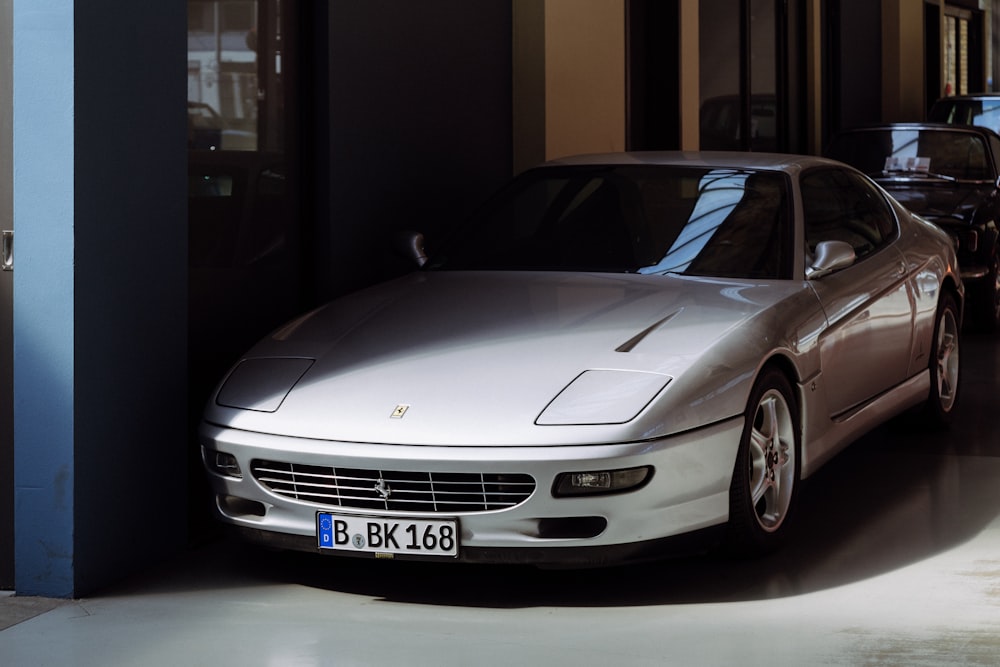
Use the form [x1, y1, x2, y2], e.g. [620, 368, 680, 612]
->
[698, 0, 778, 152]
[186, 0, 299, 443]
[433, 166, 790, 280]
[647, 172, 749, 274]
[699, 0, 740, 150]
[826, 129, 991, 181]
[188, 0, 271, 152]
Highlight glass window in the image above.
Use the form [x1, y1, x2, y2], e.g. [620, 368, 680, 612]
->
[699, 0, 740, 150]
[188, 0, 273, 152]
[801, 169, 897, 260]
[826, 129, 995, 181]
[990, 136, 1000, 171]
[221, 1, 255, 32]
[187, 0, 294, 270]
[943, 15, 970, 96]
[698, 0, 778, 152]
[431, 165, 792, 280]
[929, 97, 1000, 137]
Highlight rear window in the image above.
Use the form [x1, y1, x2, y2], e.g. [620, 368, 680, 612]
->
[826, 128, 994, 181]
[928, 98, 1000, 135]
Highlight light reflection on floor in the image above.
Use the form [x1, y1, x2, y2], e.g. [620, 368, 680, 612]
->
[1, 335, 998, 666]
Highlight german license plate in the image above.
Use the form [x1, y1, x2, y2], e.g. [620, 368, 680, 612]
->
[317, 512, 459, 557]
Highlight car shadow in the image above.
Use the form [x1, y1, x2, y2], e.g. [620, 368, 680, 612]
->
[154, 334, 1000, 609]
[237, 437, 998, 608]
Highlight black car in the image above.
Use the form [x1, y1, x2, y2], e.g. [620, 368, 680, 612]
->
[825, 122, 1000, 330]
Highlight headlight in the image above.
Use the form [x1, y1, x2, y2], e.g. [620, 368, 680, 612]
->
[536, 370, 671, 425]
[553, 466, 652, 497]
[215, 357, 314, 412]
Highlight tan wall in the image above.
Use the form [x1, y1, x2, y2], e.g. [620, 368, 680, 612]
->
[544, 0, 625, 160]
[513, 0, 625, 172]
[678, 0, 699, 150]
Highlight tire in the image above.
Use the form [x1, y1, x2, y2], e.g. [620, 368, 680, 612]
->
[726, 366, 801, 557]
[924, 291, 961, 426]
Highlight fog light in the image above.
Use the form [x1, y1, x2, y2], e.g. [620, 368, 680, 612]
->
[218, 495, 265, 517]
[553, 466, 652, 497]
[205, 449, 243, 479]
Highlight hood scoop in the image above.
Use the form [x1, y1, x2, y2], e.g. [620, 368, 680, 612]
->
[615, 309, 683, 353]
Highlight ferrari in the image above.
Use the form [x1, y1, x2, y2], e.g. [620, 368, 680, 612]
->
[201, 152, 962, 565]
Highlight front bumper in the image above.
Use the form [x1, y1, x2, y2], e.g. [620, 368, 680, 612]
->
[958, 260, 991, 282]
[200, 416, 744, 565]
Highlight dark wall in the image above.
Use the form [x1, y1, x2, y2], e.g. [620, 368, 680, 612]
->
[627, 0, 680, 150]
[312, 1, 514, 300]
[826, 0, 882, 137]
[926, 4, 941, 108]
[72, 2, 189, 594]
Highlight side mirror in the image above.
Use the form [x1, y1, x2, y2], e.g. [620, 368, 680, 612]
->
[806, 240, 856, 279]
[393, 230, 429, 268]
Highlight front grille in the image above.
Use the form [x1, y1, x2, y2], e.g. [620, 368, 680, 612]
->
[251, 460, 536, 513]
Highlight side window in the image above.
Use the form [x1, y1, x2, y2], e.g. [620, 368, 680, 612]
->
[801, 168, 897, 261]
[989, 135, 1000, 176]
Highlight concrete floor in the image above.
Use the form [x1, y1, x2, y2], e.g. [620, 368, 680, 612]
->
[1, 333, 999, 666]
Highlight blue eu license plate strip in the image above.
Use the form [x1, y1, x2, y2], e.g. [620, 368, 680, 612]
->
[317, 513, 459, 557]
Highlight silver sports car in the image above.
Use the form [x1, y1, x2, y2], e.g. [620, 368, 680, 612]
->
[201, 152, 963, 565]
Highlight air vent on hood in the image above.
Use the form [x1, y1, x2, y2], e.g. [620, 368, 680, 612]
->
[615, 310, 682, 352]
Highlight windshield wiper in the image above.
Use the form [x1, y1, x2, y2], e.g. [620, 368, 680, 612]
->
[878, 168, 957, 182]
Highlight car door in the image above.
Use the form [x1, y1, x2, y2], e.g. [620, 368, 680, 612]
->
[801, 167, 916, 418]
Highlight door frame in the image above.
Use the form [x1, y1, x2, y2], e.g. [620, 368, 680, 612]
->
[1, 0, 15, 590]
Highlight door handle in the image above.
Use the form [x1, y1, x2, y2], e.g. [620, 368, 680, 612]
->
[2, 230, 11, 271]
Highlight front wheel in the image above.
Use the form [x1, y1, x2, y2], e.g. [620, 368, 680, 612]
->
[923, 291, 961, 426]
[726, 367, 801, 557]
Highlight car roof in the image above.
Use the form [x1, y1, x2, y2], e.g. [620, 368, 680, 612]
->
[538, 151, 844, 174]
[829, 122, 1000, 140]
[932, 93, 1000, 101]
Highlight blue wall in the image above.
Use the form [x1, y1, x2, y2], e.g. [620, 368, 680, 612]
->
[13, 0, 76, 598]
[13, 0, 188, 597]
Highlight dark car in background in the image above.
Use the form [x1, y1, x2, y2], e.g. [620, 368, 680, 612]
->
[825, 122, 1000, 330]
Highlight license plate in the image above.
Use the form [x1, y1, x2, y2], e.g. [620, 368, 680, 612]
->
[317, 512, 459, 557]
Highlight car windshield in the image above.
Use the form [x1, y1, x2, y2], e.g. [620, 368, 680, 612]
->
[826, 129, 994, 181]
[427, 165, 792, 280]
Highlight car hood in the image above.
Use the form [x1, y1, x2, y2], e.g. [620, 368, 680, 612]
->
[204, 271, 811, 446]
[879, 181, 992, 225]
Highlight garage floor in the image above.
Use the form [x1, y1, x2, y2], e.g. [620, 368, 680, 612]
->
[1, 334, 999, 666]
